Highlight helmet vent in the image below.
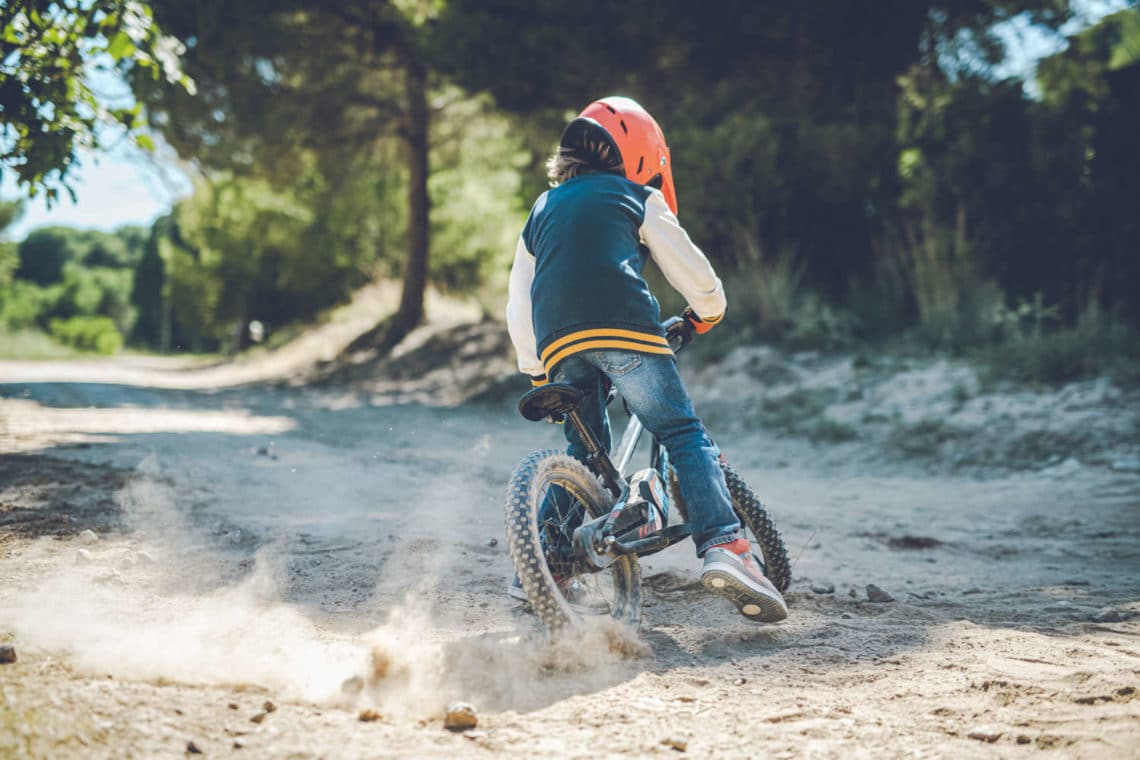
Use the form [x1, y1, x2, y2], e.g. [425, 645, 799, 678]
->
[619, 120, 628, 134]
[636, 157, 644, 174]
[604, 103, 617, 114]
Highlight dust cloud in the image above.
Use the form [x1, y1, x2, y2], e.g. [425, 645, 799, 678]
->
[1, 454, 646, 719]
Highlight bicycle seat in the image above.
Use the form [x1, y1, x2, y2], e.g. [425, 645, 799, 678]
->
[518, 382, 585, 421]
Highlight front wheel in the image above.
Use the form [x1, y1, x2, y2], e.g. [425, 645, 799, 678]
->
[505, 449, 641, 631]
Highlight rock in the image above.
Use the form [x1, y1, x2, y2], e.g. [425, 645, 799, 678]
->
[263, 700, 276, 713]
[733, 677, 747, 686]
[250, 711, 267, 724]
[487, 538, 498, 547]
[0, 645, 16, 664]
[661, 736, 688, 752]
[1016, 735, 1032, 745]
[187, 740, 203, 754]
[358, 709, 383, 722]
[811, 583, 835, 594]
[841, 613, 852, 619]
[444, 702, 478, 731]
[78, 529, 99, 544]
[847, 588, 857, 598]
[967, 726, 1003, 743]
[76, 548, 94, 565]
[1091, 606, 1123, 623]
[227, 702, 239, 710]
[866, 584, 894, 603]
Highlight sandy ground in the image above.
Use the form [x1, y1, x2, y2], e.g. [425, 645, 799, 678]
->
[1, 322, 1138, 759]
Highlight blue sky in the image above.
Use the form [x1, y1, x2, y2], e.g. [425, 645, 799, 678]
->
[0, 0, 1131, 242]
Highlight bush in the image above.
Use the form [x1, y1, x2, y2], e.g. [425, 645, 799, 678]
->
[48, 316, 123, 355]
[0, 280, 60, 329]
[976, 296, 1140, 386]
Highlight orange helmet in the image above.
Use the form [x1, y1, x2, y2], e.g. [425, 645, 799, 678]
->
[559, 96, 678, 215]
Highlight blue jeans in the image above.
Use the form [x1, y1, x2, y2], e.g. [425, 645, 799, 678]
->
[551, 350, 740, 556]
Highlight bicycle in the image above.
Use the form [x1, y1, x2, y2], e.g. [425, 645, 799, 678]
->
[504, 314, 791, 631]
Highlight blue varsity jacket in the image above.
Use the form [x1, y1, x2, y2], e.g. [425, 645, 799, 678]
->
[507, 172, 725, 385]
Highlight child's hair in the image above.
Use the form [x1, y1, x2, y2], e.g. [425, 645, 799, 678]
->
[546, 135, 624, 185]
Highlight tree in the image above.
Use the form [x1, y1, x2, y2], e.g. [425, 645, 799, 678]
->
[0, 0, 195, 202]
[136, 0, 446, 351]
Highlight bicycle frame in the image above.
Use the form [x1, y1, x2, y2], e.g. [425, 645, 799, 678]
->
[550, 317, 696, 569]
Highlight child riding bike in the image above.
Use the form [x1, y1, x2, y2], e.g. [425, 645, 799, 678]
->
[505, 96, 787, 623]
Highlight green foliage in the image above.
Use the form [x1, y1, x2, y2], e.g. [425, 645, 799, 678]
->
[429, 93, 528, 293]
[0, 0, 195, 201]
[976, 297, 1140, 386]
[48, 315, 123, 354]
[0, 279, 59, 328]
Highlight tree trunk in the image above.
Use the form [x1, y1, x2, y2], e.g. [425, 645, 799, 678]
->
[388, 57, 430, 346]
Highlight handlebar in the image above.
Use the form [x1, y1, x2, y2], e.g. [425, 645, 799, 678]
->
[663, 314, 696, 353]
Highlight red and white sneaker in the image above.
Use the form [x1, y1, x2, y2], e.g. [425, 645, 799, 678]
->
[701, 538, 788, 622]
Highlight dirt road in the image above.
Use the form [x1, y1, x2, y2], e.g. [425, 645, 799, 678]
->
[1, 341, 1137, 758]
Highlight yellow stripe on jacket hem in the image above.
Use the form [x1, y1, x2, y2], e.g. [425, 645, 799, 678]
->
[543, 339, 673, 375]
[539, 327, 669, 364]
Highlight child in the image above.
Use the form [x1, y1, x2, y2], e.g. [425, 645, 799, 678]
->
[506, 96, 787, 623]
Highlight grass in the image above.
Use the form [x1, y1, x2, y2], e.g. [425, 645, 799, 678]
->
[0, 328, 80, 360]
[887, 417, 968, 457]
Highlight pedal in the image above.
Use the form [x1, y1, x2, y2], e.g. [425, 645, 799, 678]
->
[572, 516, 618, 571]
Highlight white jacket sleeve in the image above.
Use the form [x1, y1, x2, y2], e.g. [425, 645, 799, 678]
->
[639, 190, 726, 323]
[505, 235, 547, 382]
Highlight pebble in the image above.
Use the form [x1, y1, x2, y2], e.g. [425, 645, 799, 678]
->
[1091, 606, 1123, 623]
[263, 700, 276, 713]
[487, 538, 498, 547]
[733, 677, 747, 686]
[866, 584, 894, 603]
[444, 702, 478, 731]
[811, 583, 835, 594]
[359, 709, 383, 722]
[78, 529, 99, 544]
[661, 736, 688, 752]
[76, 548, 94, 565]
[967, 726, 1003, 743]
[1016, 735, 1032, 745]
[250, 711, 267, 724]
[187, 740, 203, 754]
[841, 613, 852, 619]
[0, 645, 16, 664]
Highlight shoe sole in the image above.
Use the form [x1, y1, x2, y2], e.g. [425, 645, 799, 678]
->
[701, 563, 788, 623]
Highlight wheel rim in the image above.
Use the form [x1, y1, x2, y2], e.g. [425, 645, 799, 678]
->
[533, 471, 633, 621]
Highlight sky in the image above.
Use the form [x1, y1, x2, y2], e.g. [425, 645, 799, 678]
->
[0, 0, 1132, 242]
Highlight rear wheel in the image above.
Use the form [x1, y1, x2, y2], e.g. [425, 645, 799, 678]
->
[505, 449, 641, 631]
[670, 461, 791, 592]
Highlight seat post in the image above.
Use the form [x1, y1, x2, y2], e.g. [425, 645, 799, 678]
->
[565, 408, 623, 496]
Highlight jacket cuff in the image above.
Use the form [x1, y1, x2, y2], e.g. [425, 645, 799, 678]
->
[529, 374, 548, 387]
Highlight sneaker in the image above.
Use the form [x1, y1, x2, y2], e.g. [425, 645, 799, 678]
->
[701, 538, 788, 623]
[506, 573, 611, 615]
